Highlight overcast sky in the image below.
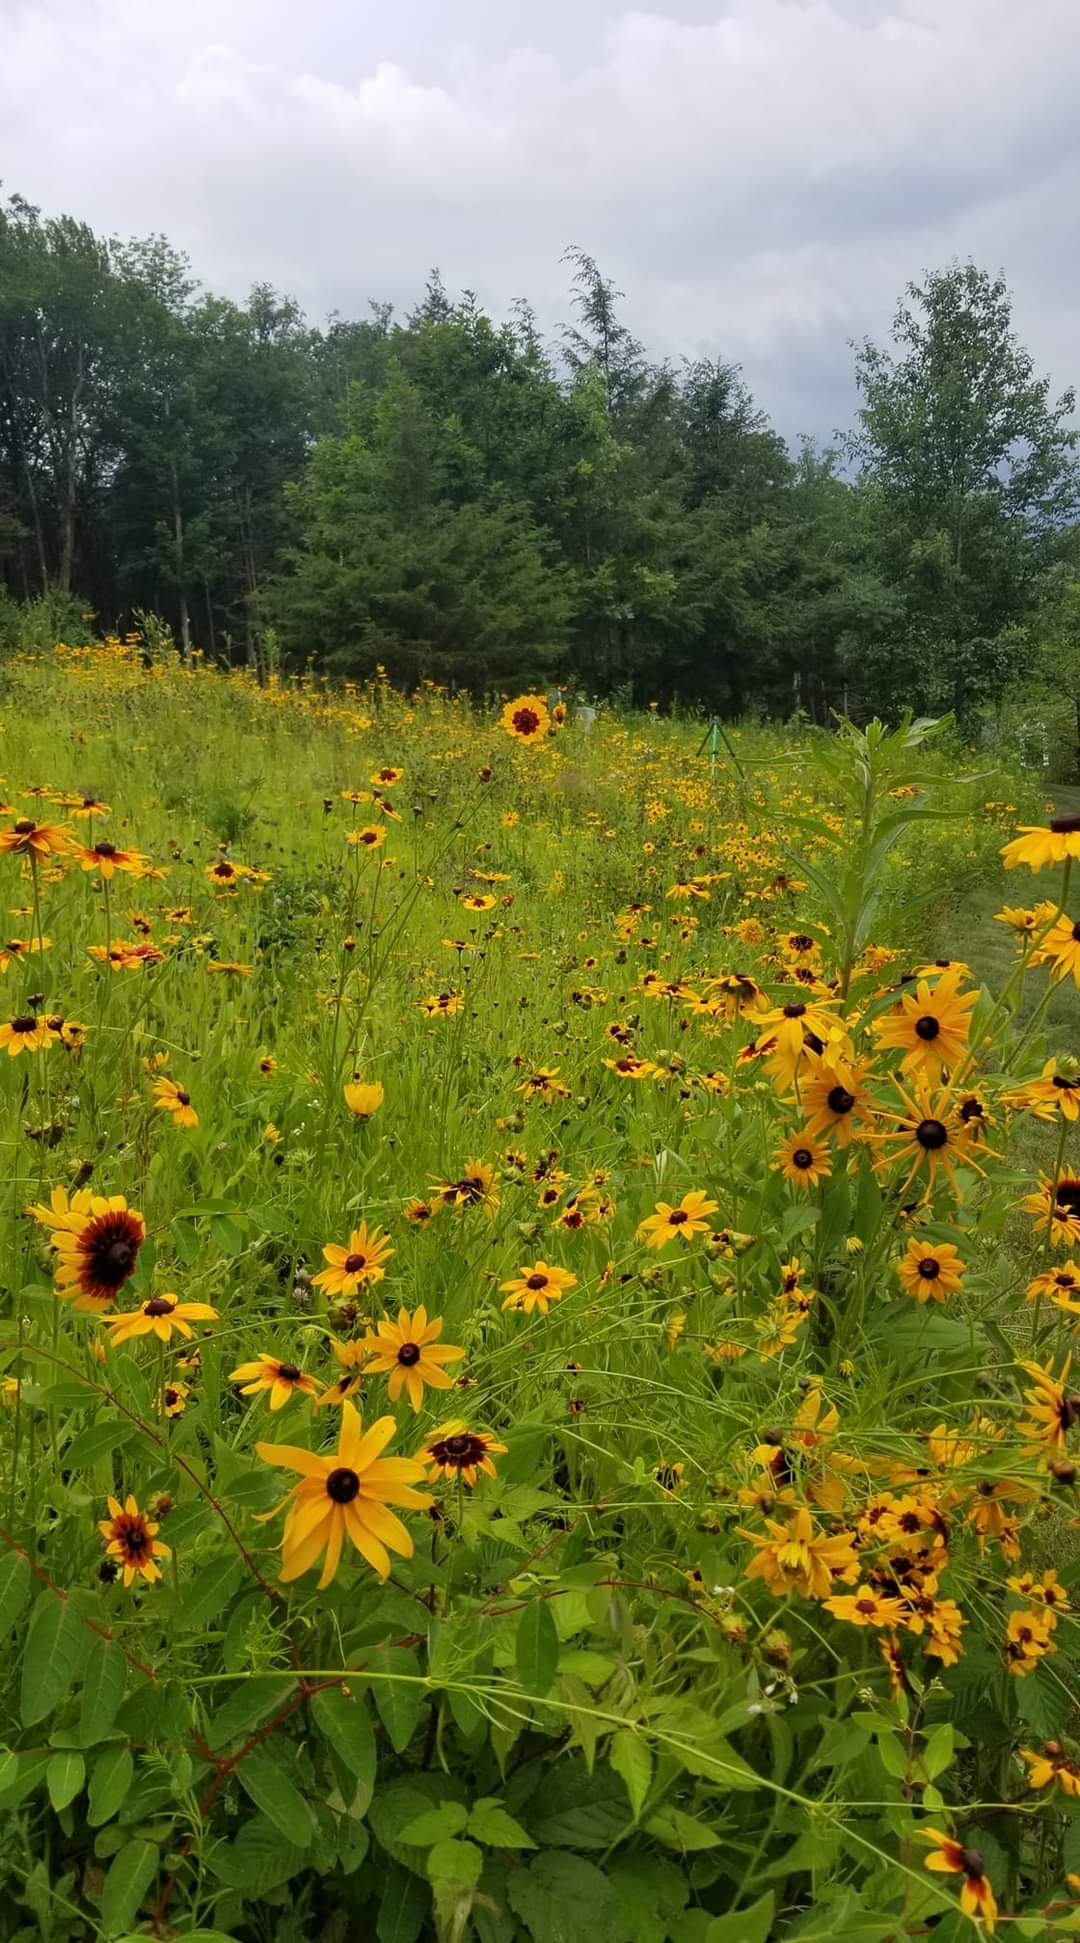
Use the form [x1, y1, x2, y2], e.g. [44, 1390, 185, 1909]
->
[3, 0, 1078, 443]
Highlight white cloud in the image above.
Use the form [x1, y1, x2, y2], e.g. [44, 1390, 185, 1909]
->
[2, 0, 1079, 440]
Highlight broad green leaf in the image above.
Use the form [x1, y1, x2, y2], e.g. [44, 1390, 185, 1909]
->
[206, 1674, 294, 1751]
[398, 1801, 469, 1845]
[644, 1804, 720, 1851]
[175, 1555, 244, 1631]
[515, 1597, 559, 1697]
[46, 1749, 85, 1811]
[707, 1893, 775, 1943]
[20, 1592, 86, 1726]
[0, 1550, 31, 1634]
[367, 1646, 425, 1754]
[427, 1837, 483, 1887]
[609, 1728, 651, 1820]
[507, 1853, 625, 1943]
[377, 1861, 430, 1943]
[310, 1684, 376, 1799]
[236, 1749, 315, 1847]
[101, 1839, 159, 1936]
[80, 1636, 127, 1744]
[923, 1723, 955, 1780]
[88, 1744, 134, 1826]
[467, 1797, 535, 1849]
[64, 1420, 139, 1468]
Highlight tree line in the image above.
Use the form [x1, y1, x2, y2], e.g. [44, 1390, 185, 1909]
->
[2, 186, 1079, 723]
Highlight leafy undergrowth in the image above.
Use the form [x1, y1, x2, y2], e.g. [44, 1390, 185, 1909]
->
[1, 644, 1079, 1942]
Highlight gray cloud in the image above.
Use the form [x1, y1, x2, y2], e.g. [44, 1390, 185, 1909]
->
[2, 0, 1078, 443]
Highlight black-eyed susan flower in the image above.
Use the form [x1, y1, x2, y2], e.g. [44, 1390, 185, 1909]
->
[103, 1293, 219, 1348]
[403, 1197, 435, 1226]
[1031, 912, 1080, 984]
[897, 1239, 966, 1304]
[499, 1261, 577, 1316]
[873, 1082, 973, 1194]
[0, 818, 71, 859]
[27, 1186, 145, 1312]
[312, 1220, 394, 1296]
[637, 1190, 718, 1249]
[1005, 1057, 1080, 1122]
[229, 1354, 322, 1411]
[98, 1493, 171, 1588]
[1006, 1607, 1055, 1674]
[800, 1052, 874, 1145]
[0, 936, 47, 973]
[1020, 1173, 1080, 1245]
[346, 825, 385, 851]
[432, 1159, 499, 1217]
[151, 1076, 198, 1128]
[256, 1401, 431, 1586]
[500, 694, 550, 742]
[158, 1380, 190, 1417]
[361, 1307, 465, 1410]
[873, 967, 977, 1080]
[206, 959, 253, 978]
[1017, 1355, 1079, 1456]
[739, 1505, 859, 1600]
[776, 1129, 831, 1190]
[1001, 817, 1080, 871]
[76, 840, 148, 878]
[343, 1078, 384, 1119]
[1020, 1745, 1080, 1795]
[823, 1584, 906, 1628]
[0, 1012, 51, 1055]
[316, 1338, 368, 1408]
[417, 1421, 507, 1487]
[920, 1831, 997, 1931]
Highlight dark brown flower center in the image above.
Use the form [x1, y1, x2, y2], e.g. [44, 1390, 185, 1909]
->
[1053, 1074, 1080, 1091]
[326, 1466, 361, 1503]
[855, 1598, 877, 1616]
[525, 1273, 548, 1290]
[1050, 816, 1080, 834]
[11, 1015, 36, 1033]
[95, 841, 118, 858]
[85, 1213, 142, 1291]
[13, 820, 34, 834]
[344, 1252, 367, 1273]
[792, 1148, 813, 1169]
[782, 1003, 806, 1019]
[789, 935, 814, 952]
[115, 1514, 150, 1561]
[827, 1086, 854, 1114]
[175, 1090, 191, 1106]
[434, 1432, 485, 1467]
[959, 1847, 985, 1880]
[277, 1363, 302, 1382]
[512, 708, 540, 735]
[914, 1015, 940, 1041]
[144, 1297, 176, 1318]
[1055, 1181, 1080, 1218]
[915, 1119, 948, 1150]
[668, 1208, 689, 1224]
[918, 1257, 940, 1279]
[396, 1342, 421, 1366]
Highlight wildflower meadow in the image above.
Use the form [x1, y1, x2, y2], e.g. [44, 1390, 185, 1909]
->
[4, 639, 1080, 1942]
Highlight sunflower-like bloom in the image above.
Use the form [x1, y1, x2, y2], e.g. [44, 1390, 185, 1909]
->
[920, 1831, 998, 1931]
[343, 1079, 384, 1119]
[1006, 1606, 1056, 1675]
[1020, 1173, 1080, 1246]
[0, 818, 71, 859]
[897, 1239, 966, 1304]
[0, 936, 48, 973]
[151, 1076, 198, 1127]
[1005, 1057, 1080, 1123]
[316, 1338, 368, 1408]
[756, 996, 845, 1087]
[432, 1159, 500, 1217]
[27, 1186, 145, 1312]
[0, 1013, 52, 1055]
[1026, 1258, 1080, 1311]
[872, 966, 977, 1080]
[1000, 817, 1080, 871]
[637, 1190, 718, 1249]
[1031, 912, 1080, 985]
[417, 1421, 507, 1487]
[76, 841, 148, 878]
[1020, 1745, 1080, 1795]
[800, 1051, 875, 1145]
[256, 1401, 432, 1587]
[823, 1584, 906, 1628]
[98, 1492, 171, 1587]
[361, 1307, 465, 1411]
[500, 1261, 577, 1316]
[739, 1504, 859, 1600]
[103, 1293, 219, 1347]
[346, 826, 385, 850]
[312, 1219, 394, 1297]
[500, 693, 550, 742]
[1017, 1354, 1079, 1456]
[370, 765, 403, 787]
[229, 1354, 321, 1411]
[873, 1081, 975, 1196]
[775, 1128, 832, 1190]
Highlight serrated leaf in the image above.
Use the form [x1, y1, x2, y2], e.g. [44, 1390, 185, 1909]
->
[80, 1636, 127, 1745]
[101, 1839, 159, 1936]
[88, 1744, 134, 1826]
[20, 1592, 86, 1725]
[515, 1596, 559, 1697]
[398, 1801, 469, 1845]
[46, 1749, 84, 1811]
[609, 1729, 651, 1820]
[175, 1555, 244, 1631]
[367, 1646, 425, 1754]
[467, 1796, 535, 1849]
[507, 1853, 625, 1943]
[236, 1748, 315, 1847]
[0, 1549, 31, 1634]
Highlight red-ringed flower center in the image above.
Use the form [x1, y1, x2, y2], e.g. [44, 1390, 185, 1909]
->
[915, 1118, 948, 1151]
[277, 1363, 302, 1381]
[144, 1297, 176, 1318]
[512, 707, 540, 735]
[918, 1257, 941, 1280]
[959, 1847, 986, 1880]
[827, 1086, 855, 1114]
[792, 1148, 813, 1170]
[914, 1015, 940, 1041]
[164, 1388, 180, 1408]
[344, 1252, 368, 1273]
[326, 1466, 361, 1503]
[525, 1273, 548, 1290]
[114, 1513, 150, 1560]
[396, 1342, 421, 1366]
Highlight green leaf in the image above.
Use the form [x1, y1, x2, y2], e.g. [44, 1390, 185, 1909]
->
[88, 1744, 134, 1826]
[206, 1674, 294, 1751]
[80, 1636, 127, 1744]
[515, 1596, 559, 1697]
[367, 1646, 425, 1754]
[644, 1804, 720, 1851]
[377, 1862, 430, 1943]
[609, 1729, 651, 1820]
[923, 1723, 955, 1780]
[467, 1797, 535, 1849]
[175, 1555, 244, 1631]
[46, 1749, 85, 1811]
[707, 1894, 775, 1943]
[64, 1420, 139, 1468]
[427, 1837, 483, 1886]
[236, 1749, 316, 1847]
[0, 1549, 31, 1634]
[398, 1801, 469, 1845]
[310, 1684, 376, 1799]
[527, 1761, 630, 1850]
[507, 1853, 625, 1943]
[20, 1592, 86, 1726]
[101, 1839, 159, 1937]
